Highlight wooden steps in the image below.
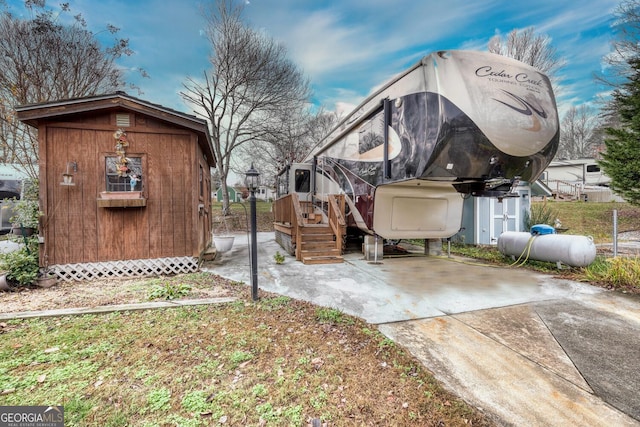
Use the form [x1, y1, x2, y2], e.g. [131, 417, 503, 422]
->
[274, 193, 346, 265]
[302, 255, 344, 265]
[299, 224, 343, 265]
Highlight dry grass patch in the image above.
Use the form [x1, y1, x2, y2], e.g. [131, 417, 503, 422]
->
[0, 273, 235, 314]
[583, 256, 640, 291]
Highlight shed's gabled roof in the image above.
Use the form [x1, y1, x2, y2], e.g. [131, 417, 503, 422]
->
[15, 91, 216, 166]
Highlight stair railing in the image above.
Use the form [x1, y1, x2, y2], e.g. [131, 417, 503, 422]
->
[327, 194, 346, 253]
[290, 193, 305, 260]
[550, 179, 583, 199]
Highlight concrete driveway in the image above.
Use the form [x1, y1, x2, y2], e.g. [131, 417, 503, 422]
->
[205, 232, 640, 426]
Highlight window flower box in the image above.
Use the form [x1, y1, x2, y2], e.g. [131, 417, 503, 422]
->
[97, 191, 146, 208]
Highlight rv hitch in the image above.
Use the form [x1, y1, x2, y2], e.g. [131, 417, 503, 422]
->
[457, 177, 521, 198]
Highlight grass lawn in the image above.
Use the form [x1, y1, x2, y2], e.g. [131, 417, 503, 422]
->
[538, 200, 639, 243]
[0, 278, 489, 426]
[212, 200, 274, 213]
[212, 201, 274, 232]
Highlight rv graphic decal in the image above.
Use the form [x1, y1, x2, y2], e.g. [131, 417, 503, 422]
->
[493, 90, 548, 132]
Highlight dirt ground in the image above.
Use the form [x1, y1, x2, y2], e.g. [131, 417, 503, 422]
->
[0, 274, 239, 315]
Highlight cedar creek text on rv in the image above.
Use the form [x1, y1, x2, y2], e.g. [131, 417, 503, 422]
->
[475, 66, 544, 87]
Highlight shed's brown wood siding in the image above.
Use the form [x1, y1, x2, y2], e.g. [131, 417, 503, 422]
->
[39, 111, 210, 266]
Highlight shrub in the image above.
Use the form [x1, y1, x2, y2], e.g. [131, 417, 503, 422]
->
[524, 201, 559, 231]
[10, 198, 41, 229]
[9, 179, 41, 229]
[0, 247, 39, 286]
[273, 251, 285, 264]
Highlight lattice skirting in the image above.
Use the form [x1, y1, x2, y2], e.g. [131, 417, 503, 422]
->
[51, 257, 200, 282]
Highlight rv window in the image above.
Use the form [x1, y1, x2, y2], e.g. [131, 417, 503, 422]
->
[586, 164, 600, 173]
[294, 169, 310, 193]
[106, 156, 143, 192]
[358, 113, 384, 154]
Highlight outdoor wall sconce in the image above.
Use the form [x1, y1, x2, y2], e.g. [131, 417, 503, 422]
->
[60, 161, 77, 186]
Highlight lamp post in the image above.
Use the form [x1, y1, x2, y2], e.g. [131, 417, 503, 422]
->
[245, 163, 260, 301]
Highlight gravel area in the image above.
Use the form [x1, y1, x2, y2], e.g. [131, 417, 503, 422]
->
[619, 231, 640, 241]
[597, 231, 640, 256]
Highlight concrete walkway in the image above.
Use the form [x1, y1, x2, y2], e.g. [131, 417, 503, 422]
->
[205, 232, 640, 426]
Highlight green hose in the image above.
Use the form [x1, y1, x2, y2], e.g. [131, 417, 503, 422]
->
[509, 235, 536, 268]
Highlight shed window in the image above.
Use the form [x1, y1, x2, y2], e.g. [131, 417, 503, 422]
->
[105, 156, 143, 192]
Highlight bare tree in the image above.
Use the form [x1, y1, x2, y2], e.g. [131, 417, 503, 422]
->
[181, 0, 311, 214]
[558, 105, 601, 159]
[0, 1, 141, 178]
[598, 0, 640, 87]
[488, 27, 565, 88]
[238, 107, 338, 185]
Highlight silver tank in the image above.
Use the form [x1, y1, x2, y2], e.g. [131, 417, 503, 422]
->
[497, 231, 597, 267]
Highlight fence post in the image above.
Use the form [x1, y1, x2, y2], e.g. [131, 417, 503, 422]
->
[612, 209, 618, 257]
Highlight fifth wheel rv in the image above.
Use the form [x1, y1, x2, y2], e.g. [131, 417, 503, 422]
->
[274, 50, 559, 263]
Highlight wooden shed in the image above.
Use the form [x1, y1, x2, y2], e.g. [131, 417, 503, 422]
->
[16, 92, 215, 281]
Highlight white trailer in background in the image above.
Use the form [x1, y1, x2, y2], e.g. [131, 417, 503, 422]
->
[542, 159, 610, 186]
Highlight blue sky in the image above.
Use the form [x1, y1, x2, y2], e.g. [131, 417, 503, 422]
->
[5, 0, 621, 118]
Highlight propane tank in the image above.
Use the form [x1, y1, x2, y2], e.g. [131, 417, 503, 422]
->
[497, 231, 597, 267]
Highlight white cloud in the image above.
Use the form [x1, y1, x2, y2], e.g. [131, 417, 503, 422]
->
[6, 0, 619, 114]
[285, 11, 366, 75]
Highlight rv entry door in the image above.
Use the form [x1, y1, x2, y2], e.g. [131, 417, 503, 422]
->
[291, 164, 313, 202]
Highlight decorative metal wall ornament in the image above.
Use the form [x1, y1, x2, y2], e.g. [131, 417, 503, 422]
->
[113, 129, 131, 177]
